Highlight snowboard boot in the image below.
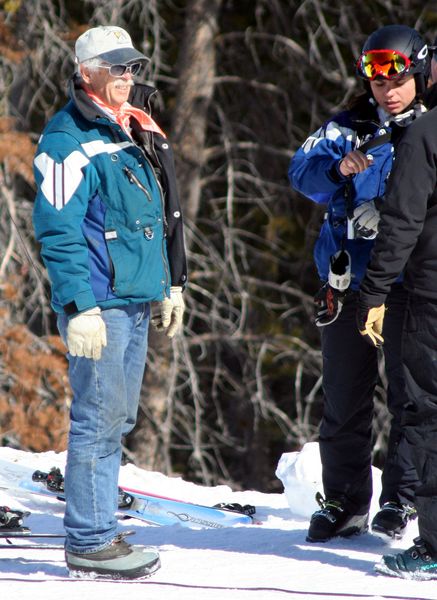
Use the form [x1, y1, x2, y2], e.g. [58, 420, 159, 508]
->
[371, 502, 417, 539]
[65, 531, 161, 580]
[375, 537, 437, 580]
[306, 493, 369, 543]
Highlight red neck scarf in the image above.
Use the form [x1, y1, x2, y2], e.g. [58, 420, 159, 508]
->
[87, 91, 166, 138]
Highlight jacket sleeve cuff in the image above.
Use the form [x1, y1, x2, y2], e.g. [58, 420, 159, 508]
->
[358, 289, 387, 308]
[63, 290, 97, 317]
[327, 160, 348, 184]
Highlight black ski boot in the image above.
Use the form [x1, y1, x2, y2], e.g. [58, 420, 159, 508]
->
[306, 493, 368, 543]
[375, 537, 437, 580]
[371, 502, 417, 539]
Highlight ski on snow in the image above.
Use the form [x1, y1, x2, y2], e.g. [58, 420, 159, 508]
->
[1, 530, 65, 538]
[0, 506, 65, 550]
[6, 467, 256, 530]
[0, 542, 64, 550]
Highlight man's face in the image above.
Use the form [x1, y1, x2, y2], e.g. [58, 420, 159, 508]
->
[80, 63, 134, 109]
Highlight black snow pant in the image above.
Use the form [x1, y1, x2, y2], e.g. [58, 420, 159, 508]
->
[318, 283, 418, 515]
[402, 293, 437, 553]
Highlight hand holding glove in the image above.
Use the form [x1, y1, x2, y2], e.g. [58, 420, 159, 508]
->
[67, 307, 107, 360]
[151, 286, 185, 338]
[356, 300, 385, 347]
[352, 200, 380, 240]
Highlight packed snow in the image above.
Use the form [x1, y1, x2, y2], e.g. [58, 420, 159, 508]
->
[0, 442, 434, 600]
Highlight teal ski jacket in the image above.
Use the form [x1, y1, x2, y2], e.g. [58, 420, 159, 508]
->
[33, 76, 187, 315]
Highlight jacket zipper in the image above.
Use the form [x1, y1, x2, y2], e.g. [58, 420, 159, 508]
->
[141, 154, 170, 291]
[124, 159, 170, 291]
[123, 166, 153, 202]
[110, 257, 116, 292]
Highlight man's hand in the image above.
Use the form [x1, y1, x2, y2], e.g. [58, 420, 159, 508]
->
[67, 307, 107, 360]
[353, 200, 380, 240]
[356, 301, 385, 347]
[151, 286, 185, 338]
[314, 283, 347, 327]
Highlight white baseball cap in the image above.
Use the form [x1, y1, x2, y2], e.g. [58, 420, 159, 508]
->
[75, 26, 148, 64]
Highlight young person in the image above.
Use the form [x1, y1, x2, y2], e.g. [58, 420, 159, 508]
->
[288, 25, 429, 543]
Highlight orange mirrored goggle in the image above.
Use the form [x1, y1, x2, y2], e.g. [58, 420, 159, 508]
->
[356, 49, 412, 80]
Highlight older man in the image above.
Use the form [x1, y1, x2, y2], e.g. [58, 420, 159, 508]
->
[33, 25, 187, 579]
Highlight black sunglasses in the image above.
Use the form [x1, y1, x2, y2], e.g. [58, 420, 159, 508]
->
[99, 62, 142, 77]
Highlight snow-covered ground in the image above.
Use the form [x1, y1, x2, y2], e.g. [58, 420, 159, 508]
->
[0, 442, 434, 600]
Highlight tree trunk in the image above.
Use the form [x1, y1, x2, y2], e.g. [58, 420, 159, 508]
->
[171, 0, 222, 224]
[127, 0, 222, 474]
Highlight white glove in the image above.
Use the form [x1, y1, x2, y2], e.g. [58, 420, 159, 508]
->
[352, 200, 380, 240]
[67, 307, 107, 360]
[151, 286, 185, 338]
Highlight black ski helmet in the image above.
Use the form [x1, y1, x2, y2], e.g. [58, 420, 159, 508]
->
[357, 24, 430, 95]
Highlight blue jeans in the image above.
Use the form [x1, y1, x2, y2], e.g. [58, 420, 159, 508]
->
[57, 303, 150, 553]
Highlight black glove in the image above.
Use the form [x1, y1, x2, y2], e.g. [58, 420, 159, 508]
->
[356, 299, 385, 347]
[314, 283, 347, 327]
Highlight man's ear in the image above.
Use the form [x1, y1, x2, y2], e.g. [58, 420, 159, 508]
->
[79, 64, 92, 84]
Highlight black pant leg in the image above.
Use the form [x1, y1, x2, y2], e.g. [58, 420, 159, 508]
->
[319, 293, 377, 514]
[380, 284, 419, 506]
[402, 294, 437, 552]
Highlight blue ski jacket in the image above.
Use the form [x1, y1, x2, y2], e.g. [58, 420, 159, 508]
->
[288, 98, 418, 290]
[33, 76, 187, 315]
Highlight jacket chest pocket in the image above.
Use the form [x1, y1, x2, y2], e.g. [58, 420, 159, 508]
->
[117, 162, 162, 231]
